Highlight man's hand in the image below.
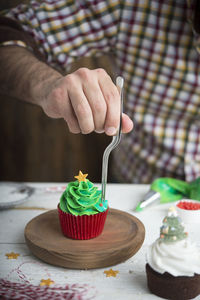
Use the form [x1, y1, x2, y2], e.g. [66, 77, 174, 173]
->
[40, 68, 133, 135]
[0, 47, 133, 135]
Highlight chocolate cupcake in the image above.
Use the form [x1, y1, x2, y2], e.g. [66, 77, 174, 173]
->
[58, 171, 108, 240]
[146, 207, 200, 300]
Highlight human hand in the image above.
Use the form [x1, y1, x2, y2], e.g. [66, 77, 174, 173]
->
[41, 68, 133, 135]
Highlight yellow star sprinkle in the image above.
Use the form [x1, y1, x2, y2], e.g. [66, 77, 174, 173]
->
[74, 171, 88, 182]
[5, 252, 20, 259]
[104, 268, 119, 277]
[40, 278, 55, 286]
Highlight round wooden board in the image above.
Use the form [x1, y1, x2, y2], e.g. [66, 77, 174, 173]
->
[24, 208, 145, 269]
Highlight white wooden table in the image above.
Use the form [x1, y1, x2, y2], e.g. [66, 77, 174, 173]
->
[0, 182, 199, 300]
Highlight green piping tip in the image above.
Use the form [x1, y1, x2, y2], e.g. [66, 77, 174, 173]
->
[135, 203, 143, 212]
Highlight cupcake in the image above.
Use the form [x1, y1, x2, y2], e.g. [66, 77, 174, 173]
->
[58, 171, 108, 240]
[146, 207, 200, 300]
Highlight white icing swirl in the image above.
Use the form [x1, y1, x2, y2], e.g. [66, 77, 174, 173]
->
[147, 238, 200, 277]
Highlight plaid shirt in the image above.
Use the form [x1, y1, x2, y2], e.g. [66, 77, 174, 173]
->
[2, 0, 200, 183]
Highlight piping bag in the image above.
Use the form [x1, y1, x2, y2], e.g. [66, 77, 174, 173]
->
[135, 177, 200, 212]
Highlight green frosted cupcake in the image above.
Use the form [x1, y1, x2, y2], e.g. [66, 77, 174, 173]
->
[58, 171, 108, 239]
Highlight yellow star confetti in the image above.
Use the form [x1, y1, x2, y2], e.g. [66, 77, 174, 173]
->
[40, 278, 55, 286]
[5, 252, 20, 259]
[104, 268, 119, 277]
[74, 171, 88, 182]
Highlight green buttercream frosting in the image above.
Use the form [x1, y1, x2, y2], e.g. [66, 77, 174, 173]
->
[59, 179, 108, 216]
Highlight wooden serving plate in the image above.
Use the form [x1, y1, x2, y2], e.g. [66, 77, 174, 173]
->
[24, 208, 145, 269]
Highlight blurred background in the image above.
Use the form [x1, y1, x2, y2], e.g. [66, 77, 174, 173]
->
[0, 0, 115, 183]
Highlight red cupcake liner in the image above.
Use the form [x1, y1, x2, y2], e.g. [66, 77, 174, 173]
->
[57, 204, 108, 240]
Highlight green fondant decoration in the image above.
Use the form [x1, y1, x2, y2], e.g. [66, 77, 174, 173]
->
[160, 214, 187, 243]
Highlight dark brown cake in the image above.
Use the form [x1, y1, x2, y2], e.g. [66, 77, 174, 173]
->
[146, 263, 200, 300]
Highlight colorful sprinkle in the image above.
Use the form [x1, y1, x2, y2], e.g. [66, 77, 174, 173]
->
[177, 201, 200, 210]
[162, 226, 169, 234]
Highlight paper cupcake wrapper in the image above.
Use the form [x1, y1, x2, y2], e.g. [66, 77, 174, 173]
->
[58, 205, 108, 240]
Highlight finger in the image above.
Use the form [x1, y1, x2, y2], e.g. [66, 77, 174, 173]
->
[43, 86, 81, 133]
[98, 74, 120, 136]
[68, 87, 95, 134]
[121, 113, 134, 133]
[83, 81, 107, 132]
[63, 98, 81, 134]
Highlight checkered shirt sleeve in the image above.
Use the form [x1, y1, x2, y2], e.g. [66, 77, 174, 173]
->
[4, 0, 121, 70]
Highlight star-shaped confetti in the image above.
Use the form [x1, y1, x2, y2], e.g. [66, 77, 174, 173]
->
[104, 268, 119, 277]
[74, 171, 88, 182]
[5, 252, 20, 259]
[40, 278, 55, 286]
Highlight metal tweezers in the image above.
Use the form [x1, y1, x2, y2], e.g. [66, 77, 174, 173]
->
[101, 76, 124, 202]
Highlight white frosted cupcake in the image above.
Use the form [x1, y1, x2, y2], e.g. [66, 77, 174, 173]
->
[146, 207, 200, 300]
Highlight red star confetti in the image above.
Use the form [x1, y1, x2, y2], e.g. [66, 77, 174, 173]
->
[74, 171, 88, 182]
[40, 279, 55, 286]
[5, 252, 20, 259]
[104, 269, 119, 277]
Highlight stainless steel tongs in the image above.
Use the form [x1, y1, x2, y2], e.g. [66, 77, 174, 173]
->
[101, 76, 124, 202]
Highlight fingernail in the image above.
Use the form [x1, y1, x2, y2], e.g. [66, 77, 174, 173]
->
[95, 130, 104, 133]
[105, 127, 117, 136]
